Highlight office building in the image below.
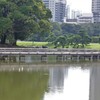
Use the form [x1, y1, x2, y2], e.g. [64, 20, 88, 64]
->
[77, 13, 93, 24]
[42, 0, 49, 8]
[66, 13, 93, 24]
[92, 0, 100, 22]
[42, 0, 55, 22]
[71, 10, 81, 19]
[55, 0, 66, 22]
[66, 5, 70, 19]
[42, 0, 67, 22]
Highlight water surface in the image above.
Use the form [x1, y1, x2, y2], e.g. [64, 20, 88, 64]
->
[0, 62, 100, 100]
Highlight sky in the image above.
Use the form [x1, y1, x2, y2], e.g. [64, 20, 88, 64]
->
[67, 0, 92, 13]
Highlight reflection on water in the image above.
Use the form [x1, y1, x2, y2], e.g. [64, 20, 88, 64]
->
[44, 67, 90, 100]
[0, 62, 100, 100]
[48, 67, 67, 92]
[89, 66, 100, 100]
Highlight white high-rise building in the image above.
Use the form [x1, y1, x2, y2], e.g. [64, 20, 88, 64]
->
[42, 0, 49, 8]
[49, 0, 55, 22]
[66, 5, 70, 19]
[42, 0, 55, 22]
[92, 0, 100, 22]
[71, 10, 82, 19]
[42, 0, 67, 22]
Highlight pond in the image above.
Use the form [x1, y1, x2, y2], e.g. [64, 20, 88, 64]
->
[0, 62, 100, 100]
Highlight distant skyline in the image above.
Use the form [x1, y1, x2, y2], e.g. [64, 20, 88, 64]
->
[67, 0, 92, 13]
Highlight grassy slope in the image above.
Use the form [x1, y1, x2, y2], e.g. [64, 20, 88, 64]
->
[17, 41, 100, 50]
[86, 43, 100, 50]
[17, 41, 48, 47]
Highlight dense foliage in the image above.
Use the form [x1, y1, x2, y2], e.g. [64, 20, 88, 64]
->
[0, 0, 52, 45]
[46, 22, 100, 48]
[0, 0, 100, 48]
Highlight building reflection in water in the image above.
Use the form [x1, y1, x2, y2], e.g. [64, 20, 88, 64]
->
[89, 64, 100, 100]
[44, 65, 90, 100]
[48, 67, 68, 92]
[64, 67, 90, 100]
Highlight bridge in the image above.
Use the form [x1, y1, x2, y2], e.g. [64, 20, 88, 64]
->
[0, 48, 100, 62]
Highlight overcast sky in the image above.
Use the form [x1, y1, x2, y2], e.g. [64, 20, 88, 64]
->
[67, 0, 92, 13]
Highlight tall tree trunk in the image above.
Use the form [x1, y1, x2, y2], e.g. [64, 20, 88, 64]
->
[12, 32, 17, 46]
[12, 39, 17, 46]
[1, 34, 7, 44]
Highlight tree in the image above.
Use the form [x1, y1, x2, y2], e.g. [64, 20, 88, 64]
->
[51, 22, 62, 35]
[81, 23, 100, 36]
[45, 33, 56, 42]
[61, 23, 81, 35]
[53, 36, 67, 48]
[0, 0, 52, 45]
[0, 0, 13, 44]
[0, 17, 12, 44]
[71, 35, 81, 48]
[78, 30, 91, 47]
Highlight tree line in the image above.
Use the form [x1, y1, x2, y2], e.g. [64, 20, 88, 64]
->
[45, 22, 100, 48]
[0, 0, 100, 47]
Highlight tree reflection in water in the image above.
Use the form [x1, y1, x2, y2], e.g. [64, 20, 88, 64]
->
[0, 71, 49, 100]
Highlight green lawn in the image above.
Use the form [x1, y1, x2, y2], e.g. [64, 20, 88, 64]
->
[86, 43, 100, 50]
[17, 41, 100, 50]
[17, 41, 48, 47]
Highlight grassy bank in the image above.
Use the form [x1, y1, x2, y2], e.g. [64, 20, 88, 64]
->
[17, 41, 100, 50]
[86, 43, 100, 50]
[17, 41, 48, 47]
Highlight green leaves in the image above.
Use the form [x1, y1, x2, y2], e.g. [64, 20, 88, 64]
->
[0, 0, 52, 45]
[39, 19, 51, 34]
[19, 6, 34, 16]
[0, 17, 12, 33]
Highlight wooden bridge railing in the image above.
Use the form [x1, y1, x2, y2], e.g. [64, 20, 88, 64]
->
[0, 48, 100, 52]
